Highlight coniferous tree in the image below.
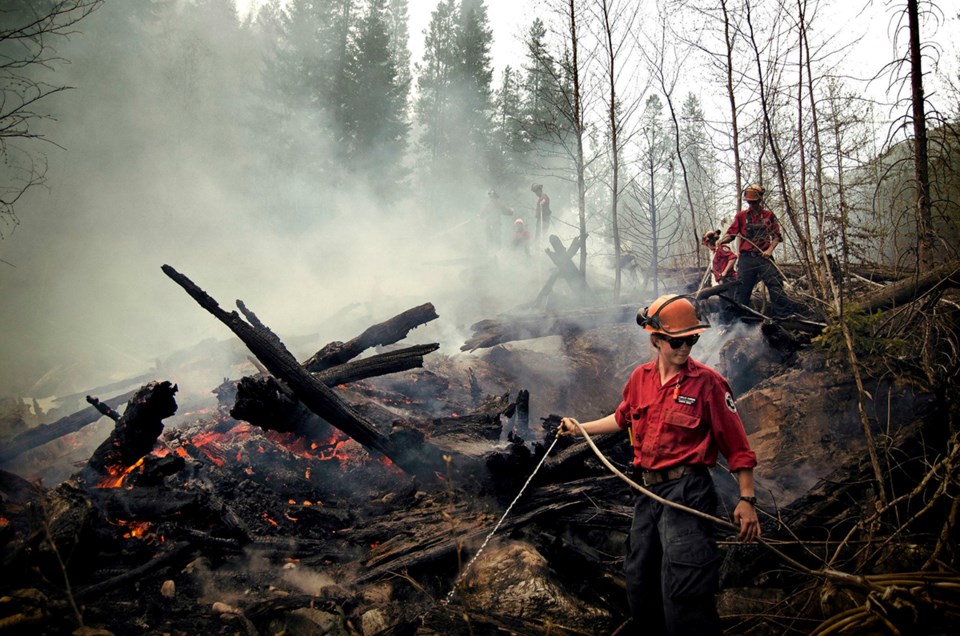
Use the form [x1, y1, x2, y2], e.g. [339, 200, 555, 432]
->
[455, 0, 494, 163]
[679, 93, 719, 245]
[416, 0, 458, 170]
[491, 65, 526, 189]
[344, 0, 410, 198]
[521, 18, 567, 163]
[415, 0, 495, 214]
[625, 94, 679, 295]
[386, 0, 412, 93]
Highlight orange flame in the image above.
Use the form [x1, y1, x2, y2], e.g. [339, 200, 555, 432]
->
[97, 457, 146, 489]
[112, 518, 155, 541]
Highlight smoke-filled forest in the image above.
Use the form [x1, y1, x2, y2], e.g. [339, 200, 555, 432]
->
[0, 0, 957, 398]
[1, 0, 960, 634]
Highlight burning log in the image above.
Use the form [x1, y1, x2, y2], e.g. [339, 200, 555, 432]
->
[82, 381, 178, 484]
[231, 343, 441, 436]
[161, 264, 480, 482]
[0, 389, 138, 464]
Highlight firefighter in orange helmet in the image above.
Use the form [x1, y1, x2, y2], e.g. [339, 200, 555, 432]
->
[559, 294, 759, 635]
[719, 184, 791, 317]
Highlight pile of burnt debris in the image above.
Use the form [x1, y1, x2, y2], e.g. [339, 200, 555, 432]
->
[2, 260, 960, 635]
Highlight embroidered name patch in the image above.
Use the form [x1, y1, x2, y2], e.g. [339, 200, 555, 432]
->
[676, 395, 697, 406]
[725, 392, 737, 412]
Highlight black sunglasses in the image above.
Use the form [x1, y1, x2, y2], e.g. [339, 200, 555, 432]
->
[659, 334, 700, 349]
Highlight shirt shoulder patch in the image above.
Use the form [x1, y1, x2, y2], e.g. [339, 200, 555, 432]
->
[725, 392, 737, 413]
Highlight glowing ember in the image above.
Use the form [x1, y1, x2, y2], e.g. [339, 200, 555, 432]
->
[261, 513, 278, 527]
[97, 457, 146, 489]
[111, 519, 157, 542]
[180, 425, 254, 467]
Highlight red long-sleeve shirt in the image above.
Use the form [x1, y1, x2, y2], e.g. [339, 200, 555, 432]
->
[614, 357, 757, 472]
[725, 207, 782, 253]
[711, 244, 738, 281]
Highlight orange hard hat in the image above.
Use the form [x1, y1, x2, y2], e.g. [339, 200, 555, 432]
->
[636, 294, 710, 336]
[744, 184, 765, 202]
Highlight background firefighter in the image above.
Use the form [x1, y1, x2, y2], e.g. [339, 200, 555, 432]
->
[702, 229, 737, 286]
[719, 184, 792, 318]
[559, 294, 760, 636]
[530, 182, 551, 243]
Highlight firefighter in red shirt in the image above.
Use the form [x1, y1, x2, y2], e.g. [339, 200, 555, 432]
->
[719, 184, 791, 317]
[702, 229, 737, 285]
[560, 294, 760, 636]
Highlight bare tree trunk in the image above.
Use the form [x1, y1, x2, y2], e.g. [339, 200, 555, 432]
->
[600, 0, 622, 300]
[567, 0, 589, 280]
[744, 1, 819, 289]
[907, 0, 934, 272]
[648, 142, 659, 296]
[720, 0, 743, 211]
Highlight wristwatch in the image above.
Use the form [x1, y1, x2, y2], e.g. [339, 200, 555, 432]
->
[739, 496, 757, 505]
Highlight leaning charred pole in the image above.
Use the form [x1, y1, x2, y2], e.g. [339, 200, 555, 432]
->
[161, 265, 467, 481]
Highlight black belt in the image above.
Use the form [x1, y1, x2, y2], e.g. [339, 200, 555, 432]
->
[637, 464, 708, 487]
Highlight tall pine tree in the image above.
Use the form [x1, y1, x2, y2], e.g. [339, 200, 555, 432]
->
[344, 0, 410, 199]
[415, 0, 495, 215]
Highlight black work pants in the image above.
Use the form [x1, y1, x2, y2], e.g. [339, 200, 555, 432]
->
[735, 252, 790, 317]
[624, 471, 723, 636]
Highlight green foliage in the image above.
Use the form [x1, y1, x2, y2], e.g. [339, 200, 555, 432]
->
[812, 308, 909, 366]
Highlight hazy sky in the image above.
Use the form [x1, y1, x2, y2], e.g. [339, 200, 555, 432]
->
[1, 0, 957, 406]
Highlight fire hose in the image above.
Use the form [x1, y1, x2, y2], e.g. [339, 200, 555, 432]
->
[557, 418, 956, 612]
[442, 423, 960, 632]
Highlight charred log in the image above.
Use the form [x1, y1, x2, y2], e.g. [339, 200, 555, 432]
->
[85, 395, 121, 422]
[0, 389, 138, 464]
[544, 235, 598, 305]
[462, 305, 637, 351]
[74, 541, 196, 601]
[90, 486, 202, 520]
[302, 303, 439, 372]
[852, 259, 960, 312]
[314, 343, 441, 386]
[82, 381, 178, 481]
[162, 265, 476, 482]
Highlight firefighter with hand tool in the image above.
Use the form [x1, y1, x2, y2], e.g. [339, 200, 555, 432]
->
[719, 184, 791, 318]
[559, 294, 760, 636]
